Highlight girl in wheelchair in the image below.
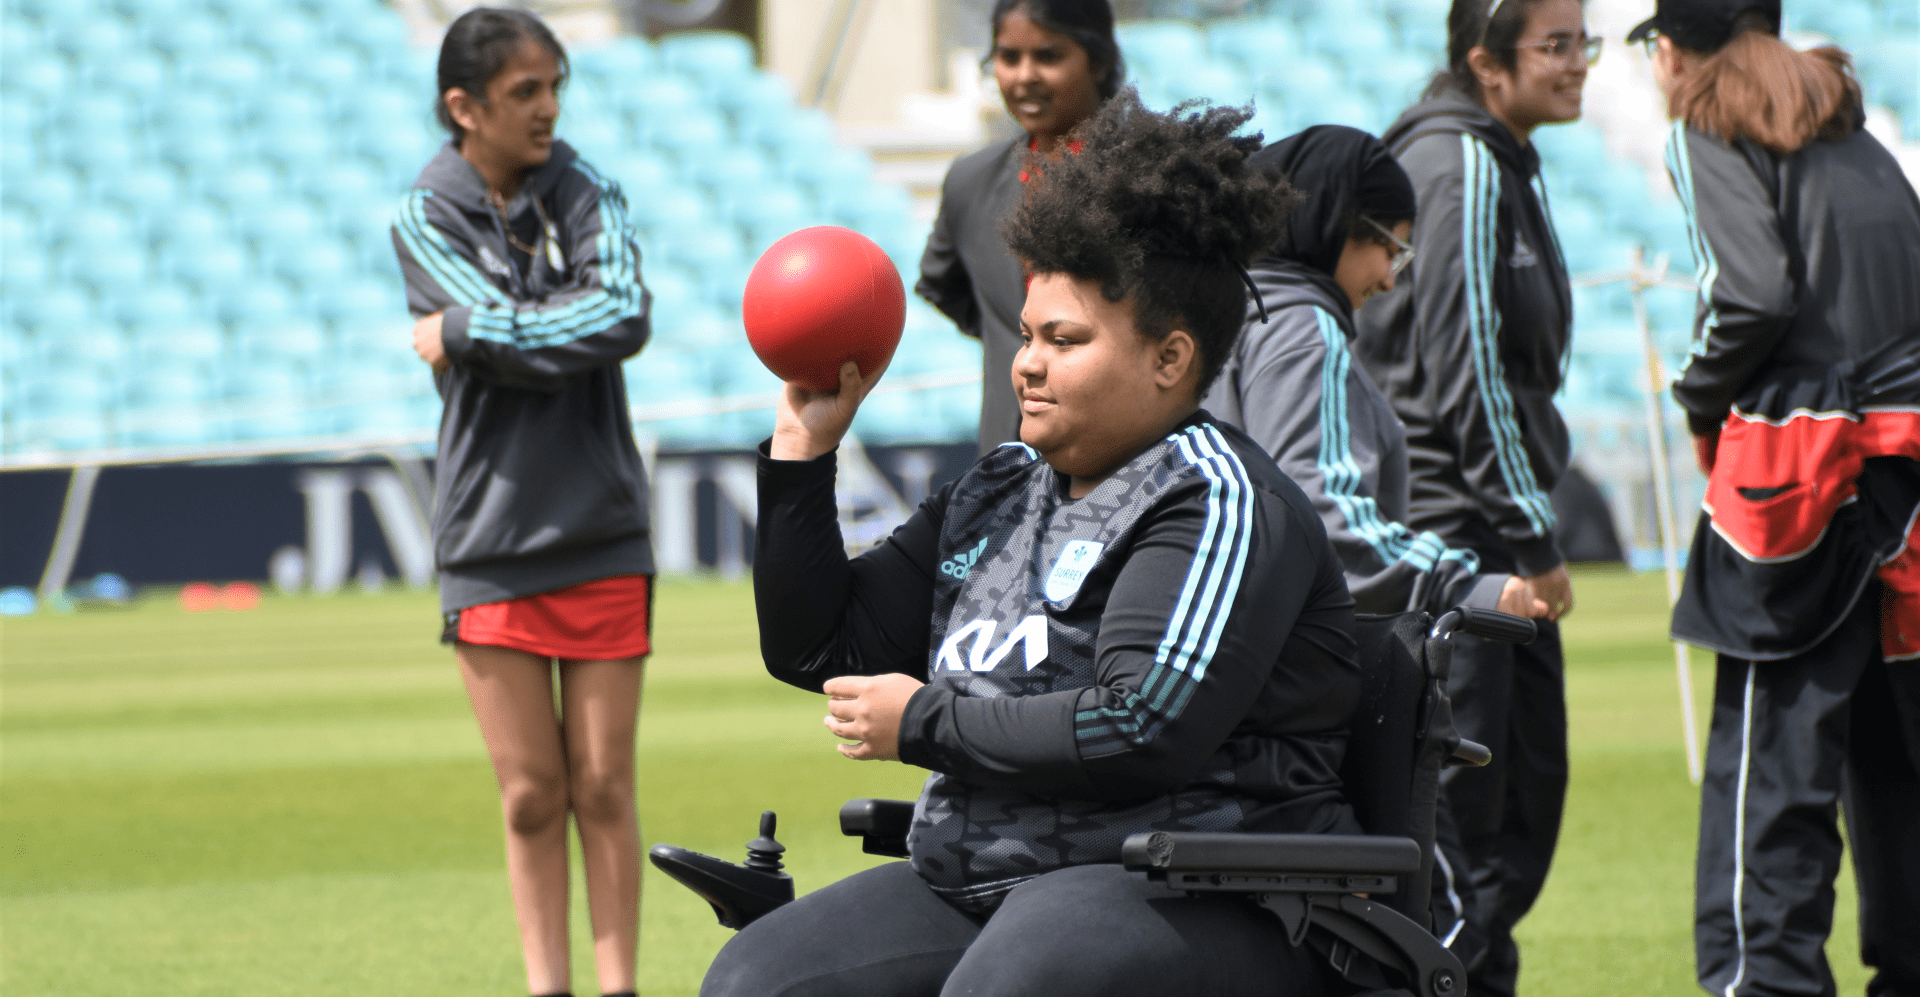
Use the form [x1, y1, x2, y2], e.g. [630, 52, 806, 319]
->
[702, 90, 1365, 997]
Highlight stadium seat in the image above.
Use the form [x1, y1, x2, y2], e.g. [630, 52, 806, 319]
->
[713, 72, 799, 132]
[652, 607, 1533, 997]
[1114, 20, 1207, 80]
[1207, 18, 1302, 70]
[7, 53, 71, 101]
[657, 30, 756, 91]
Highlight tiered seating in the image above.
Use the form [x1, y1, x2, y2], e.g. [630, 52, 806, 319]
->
[1, 0, 975, 459]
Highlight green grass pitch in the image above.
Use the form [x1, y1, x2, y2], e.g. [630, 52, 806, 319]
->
[1, 570, 1869, 995]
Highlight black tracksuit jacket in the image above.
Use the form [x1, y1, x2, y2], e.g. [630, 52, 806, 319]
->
[392, 140, 656, 612]
[754, 414, 1363, 913]
[1662, 120, 1920, 661]
[1355, 91, 1574, 577]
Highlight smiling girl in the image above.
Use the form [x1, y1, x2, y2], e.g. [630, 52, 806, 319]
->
[916, 0, 1122, 454]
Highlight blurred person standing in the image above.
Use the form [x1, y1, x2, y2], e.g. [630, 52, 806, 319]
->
[1632, 1, 1920, 993]
[916, 0, 1122, 454]
[1353, 1, 1597, 992]
[391, 9, 653, 997]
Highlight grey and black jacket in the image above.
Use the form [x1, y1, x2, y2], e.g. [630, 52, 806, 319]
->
[392, 139, 655, 612]
[1663, 120, 1920, 435]
[1206, 264, 1509, 616]
[1663, 119, 1920, 660]
[916, 136, 1029, 455]
[755, 414, 1362, 913]
[1355, 91, 1573, 576]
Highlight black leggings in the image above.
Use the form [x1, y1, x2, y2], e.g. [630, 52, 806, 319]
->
[700, 861, 1335, 997]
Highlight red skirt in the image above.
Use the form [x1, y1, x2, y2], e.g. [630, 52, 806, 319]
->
[454, 574, 652, 660]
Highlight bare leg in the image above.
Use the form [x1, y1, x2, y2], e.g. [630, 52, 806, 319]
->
[458, 643, 573, 994]
[559, 656, 646, 994]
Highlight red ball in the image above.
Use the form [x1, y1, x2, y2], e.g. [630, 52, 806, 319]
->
[742, 226, 905, 392]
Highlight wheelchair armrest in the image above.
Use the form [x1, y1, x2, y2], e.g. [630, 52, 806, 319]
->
[1121, 831, 1422, 878]
[1121, 832, 1465, 997]
[1449, 737, 1491, 768]
[838, 798, 914, 859]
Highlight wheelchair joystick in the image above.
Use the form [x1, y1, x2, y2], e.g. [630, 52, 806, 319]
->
[647, 810, 796, 930]
[744, 811, 786, 873]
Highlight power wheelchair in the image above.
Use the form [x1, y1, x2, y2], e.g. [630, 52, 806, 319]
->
[650, 605, 1535, 997]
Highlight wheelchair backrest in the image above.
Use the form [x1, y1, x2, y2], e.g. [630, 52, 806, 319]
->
[1343, 612, 1448, 927]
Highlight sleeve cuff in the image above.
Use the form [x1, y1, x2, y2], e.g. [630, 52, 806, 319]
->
[757, 438, 839, 470]
[1509, 534, 1564, 578]
[896, 682, 950, 773]
[440, 305, 474, 361]
[1463, 572, 1510, 611]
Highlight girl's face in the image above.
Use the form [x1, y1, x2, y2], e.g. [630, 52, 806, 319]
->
[992, 10, 1103, 141]
[1334, 219, 1412, 310]
[1014, 273, 1201, 490]
[446, 37, 564, 175]
[1479, 0, 1590, 133]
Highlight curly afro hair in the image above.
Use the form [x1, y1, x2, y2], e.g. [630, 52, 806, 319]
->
[1002, 87, 1297, 392]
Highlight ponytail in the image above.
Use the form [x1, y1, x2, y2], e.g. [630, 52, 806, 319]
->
[1669, 12, 1862, 154]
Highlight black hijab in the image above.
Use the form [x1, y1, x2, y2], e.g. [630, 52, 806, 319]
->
[1247, 125, 1417, 315]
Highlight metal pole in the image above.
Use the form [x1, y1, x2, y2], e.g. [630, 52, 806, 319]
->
[37, 463, 102, 604]
[1629, 246, 1703, 784]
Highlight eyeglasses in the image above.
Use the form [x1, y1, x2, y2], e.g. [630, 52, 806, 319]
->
[1364, 216, 1416, 277]
[1515, 33, 1604, 66]
[1638, 28, 1660, 58]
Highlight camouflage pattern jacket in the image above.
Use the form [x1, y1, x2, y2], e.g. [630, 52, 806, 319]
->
[753, 412, 1363, 913]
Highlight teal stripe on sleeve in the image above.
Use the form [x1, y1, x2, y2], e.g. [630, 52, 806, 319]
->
[1310, 308, 1474, 572]
[1665, 121, 1721, 364]
[1460, 135, 1556, 537]
[1072, 424, 1255, 745]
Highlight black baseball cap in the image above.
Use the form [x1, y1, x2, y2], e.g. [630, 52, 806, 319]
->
[1626, 0, 1780, 52]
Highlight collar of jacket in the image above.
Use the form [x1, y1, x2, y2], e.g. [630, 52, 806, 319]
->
[1381, 87, 1541, 180]
[415, 138, 580, 213]
[1246, 258, 1354, 335]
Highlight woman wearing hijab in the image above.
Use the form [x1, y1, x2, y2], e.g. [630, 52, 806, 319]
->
[916, 0, 1123, 454]
[1205, 125, 1550, 623]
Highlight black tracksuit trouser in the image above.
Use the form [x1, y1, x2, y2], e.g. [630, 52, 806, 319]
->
[699, 861, 1336, 997]
[1436, 620, 1568, 997]
[1696, 582, 1920, 997]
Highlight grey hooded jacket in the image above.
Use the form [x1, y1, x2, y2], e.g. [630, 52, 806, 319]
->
[1355, 91, 1574, 576]
[1206, 265, 1508, 616]
[1662, 120, 1920, 434]
[391, 140, 655, 612]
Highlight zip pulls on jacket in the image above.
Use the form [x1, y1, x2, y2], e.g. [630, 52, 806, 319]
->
[485, 186, 566, 275]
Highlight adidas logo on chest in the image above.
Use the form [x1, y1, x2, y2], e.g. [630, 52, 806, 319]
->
[940, 536, 990, 579]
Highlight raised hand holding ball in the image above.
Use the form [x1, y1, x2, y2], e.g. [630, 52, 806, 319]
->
[743, 226, 905, 393]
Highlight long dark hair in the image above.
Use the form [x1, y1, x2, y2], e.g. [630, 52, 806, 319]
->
[1669, 11, 1861, 153]
[989, 0, 1126, 100]
[434, 7, 569, 142]
[1426, 0, 1548, 102]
